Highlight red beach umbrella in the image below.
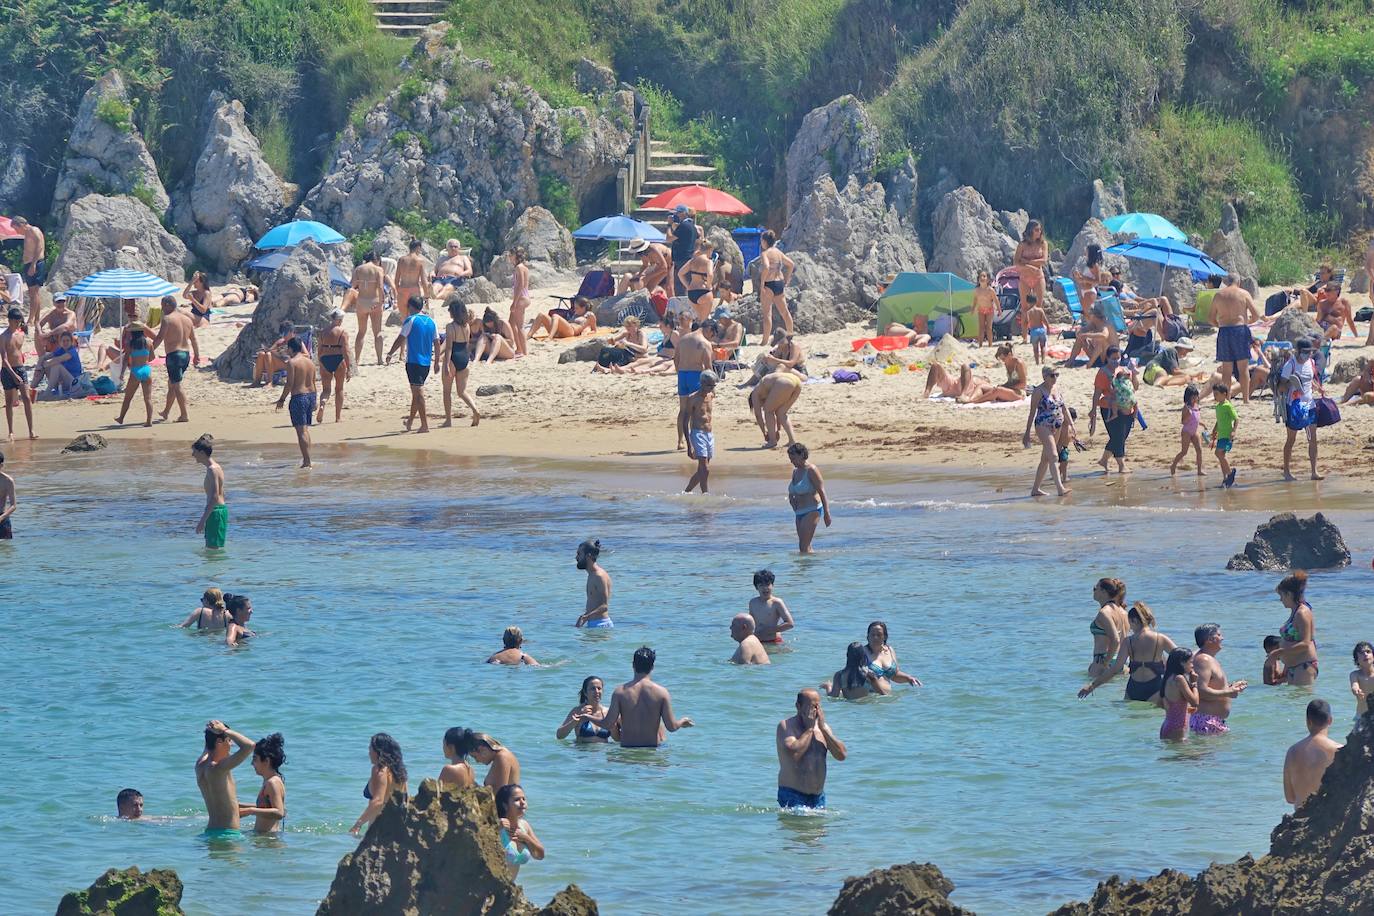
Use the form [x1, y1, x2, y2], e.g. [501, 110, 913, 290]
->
[641, 184, 752, 216]
[0, 217, 22, 240]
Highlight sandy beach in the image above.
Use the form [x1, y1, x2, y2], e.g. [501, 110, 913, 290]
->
[11, 281, 1374, 498]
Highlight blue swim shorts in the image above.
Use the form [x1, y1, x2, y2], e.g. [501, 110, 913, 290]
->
[777, 786, 825, 810]
[677, 370, 702, 397]
[1215, 437, 1232, 453]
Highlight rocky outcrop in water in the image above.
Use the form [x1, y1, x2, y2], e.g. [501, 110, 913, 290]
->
[170, 94, 294, 276]
[487, 206, 578, 289]
[317, 780, 594, 916]
[300, 24, 633, 247]
[56, 866, 184, 916]
[929, 186, 1017, 281]
[1204, 202, 1259, 296]
[50, 71, 170, 224]
[785, 96, 878, 218]
[828, 862, 973, 916]
[48, 194, 190, 293]
[1226, 512, 1350, 571]
[61, 433, 108, 454]
[1267, 305, 1326, 345]
[216, 240, 334, 381]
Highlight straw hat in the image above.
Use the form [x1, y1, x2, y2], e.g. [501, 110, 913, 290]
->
[626, 238, 649, 254]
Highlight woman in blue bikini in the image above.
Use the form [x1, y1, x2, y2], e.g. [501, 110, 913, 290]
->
[114, 323, 155, 427]
[861, 621, 923, 693]
[786, 442, 831, 554]
[1268, 570, 1319, 685]
[556, 676, 617, 743]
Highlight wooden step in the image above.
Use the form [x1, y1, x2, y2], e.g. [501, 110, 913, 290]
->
[371, 0, 444, 5]
[645, 167, 717, 184]
[650, 151, 710, 163]
[376, 12, 439, 18]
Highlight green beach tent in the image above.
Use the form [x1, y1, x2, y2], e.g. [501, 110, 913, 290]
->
[877, 272, 976, 335]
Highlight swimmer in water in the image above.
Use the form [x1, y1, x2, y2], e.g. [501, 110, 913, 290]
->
[224, 593, 254, 647]
[471, 733, 521, 789]
[1284, 699, 1341, 808]
[730, 613, 770, 665]
[238, 733, 286, 834]
[556, 676, 618, 743]
[116, 788, 143, 820]
[1263, 635, 1286, 685]
[748, 569, 794, 645]
[821, 642, 880, 699]
[496, 784, 544, 878]
[439, 727, 478, 788]
[574, 538, 613, 628]
[861, 621, 923, 693]
[1159, 648, 1199, 742]
[179, 587, 229, 631]
[776, 689, 846, 810]
[574, 646, 694, 748]
[196, 720, 255, 835]
[487, 626, 538, 666]
[351, 733, 408, 836]
[1349, 642, 1374, 722]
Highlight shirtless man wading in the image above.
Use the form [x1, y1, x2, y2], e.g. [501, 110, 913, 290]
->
[730, 614, 770, 665]
[574, 538, 613, 628]
[674, 319, 716, 452]
[776, 688, 846, 810]
[196, 720, 255, 834]
[1212, 274, 1261, 402]
[1284, 699, 1341, 809]
[193, 434, 227, 548]
[579, 646, 694, 748]
[275, 337, 318, 468]
[350, 253, 387, 365]
[1189, 623, 1247, 735]
[1, 307, 36, 440]
[151, 296, 200, 422]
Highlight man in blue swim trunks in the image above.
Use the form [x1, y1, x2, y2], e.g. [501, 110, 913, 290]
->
[674, 319, 716, 452]
[777, 689, 846, 810]
[275, 337, 317, 468]
[151, 295, 200, 423]
[195, 719, 255, 837]
[575, 538, 613, 628]
[1212, 275, 1260, 403]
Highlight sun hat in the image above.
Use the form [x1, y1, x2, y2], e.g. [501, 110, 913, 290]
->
[711, 305, 731, 319]
[626, 238, 649, 254]
[1175, 336, 1195, 350]
[327, 307, 345, 321]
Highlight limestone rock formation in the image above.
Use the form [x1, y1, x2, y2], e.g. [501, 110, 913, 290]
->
[170, 94, 293, 276]
[1330, 354, 1370, 385]
[51, 71, 170, 223]
[370, 224, 440, 265]
[706, 224, 744, 294]
[216, 240, 334, 381]
[1226, 512, 1350, 571]
[300, 23, 633, 247]
[1267, 305, 1325, 345]
[784, 96, 878, 218]
[1089, 177, 1127, 220]
[929, 186, 1017, 280]
[780, 175, 925, 311]
[1350, 267, 1370, 296]
[61, 433, 108, 454]
[443, 276, 505, 307]
[997, 209, 1030, 241]
[828, 862, 973, 916]
[730, 288, 865, 336]
[48, 194, 190, 293]
[574, 58, 617, 96]
[56, 866, 185, 916]
[557, 337, 606, 363]
[476, 384, 514, 396]
[316, 780, 594, 916]
[883, 153, 920, 229]
[0, 141, 29, 214]
[593, 289, 651, 328]
[1062, 219, 1132, 278]
[487, 207, 578, 289]
[1203, 202, 1259, 296]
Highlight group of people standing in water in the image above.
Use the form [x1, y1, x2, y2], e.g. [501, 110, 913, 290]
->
[1075, 570, 1350, 808]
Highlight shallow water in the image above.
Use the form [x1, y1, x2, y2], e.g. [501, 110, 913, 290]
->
[1, 442, 1372, 915]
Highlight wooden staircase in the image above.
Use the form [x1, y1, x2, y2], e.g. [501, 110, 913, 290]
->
[629, 142, 718, 235]
[370, 0, 443, 37]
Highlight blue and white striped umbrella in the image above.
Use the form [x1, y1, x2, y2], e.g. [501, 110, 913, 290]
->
[62, 268, 180, 299]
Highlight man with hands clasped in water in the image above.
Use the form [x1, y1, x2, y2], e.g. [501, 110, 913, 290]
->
[776, 688, 846, 810]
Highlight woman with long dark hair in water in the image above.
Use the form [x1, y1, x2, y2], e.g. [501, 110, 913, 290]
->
[239, 733, 286, 834]
[439, 726, 478, 788]
[351, 733, 408, 835]
[861, 621, 923, 693]
[1159, 648, 1199, 741]
[821, 642, 877, 699]
[224, 594, 255, 647]
[1268, 570, 1319, 685]
[495, 783, 544, 878]
[1085, 578, 1129, 677]
[556, 676, 616, 742]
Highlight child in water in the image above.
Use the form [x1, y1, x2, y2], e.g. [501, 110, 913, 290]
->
[1350, 641, 1374, 726]
[1262, 635, 1286, 685]
[1169, 384, 1205, 476]
[748, 569, 795, 645]
[1056, 406, 1084, 483]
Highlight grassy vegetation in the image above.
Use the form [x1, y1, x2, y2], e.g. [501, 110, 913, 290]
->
[441, 0, 600, 108]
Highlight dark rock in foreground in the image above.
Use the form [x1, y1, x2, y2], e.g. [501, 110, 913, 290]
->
[56, 866, 184, 916]
[476, 384, 514, 396]
[61, 433, 108, 454]
[1226, 512, 1350, 571]
[828, 862, 973, 915]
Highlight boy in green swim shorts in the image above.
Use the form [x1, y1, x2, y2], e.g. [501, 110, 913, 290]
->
[1210, 383, 1239, 488]
[192, 434, 227, 548]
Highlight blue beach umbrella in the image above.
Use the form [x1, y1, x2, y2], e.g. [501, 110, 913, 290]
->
[62, 268, 179, 299]
[1105, 236, 1227, 292]
[253, 220, 346, 250]
[572, 214, 666, 242]
[1103, 212, 1188, 242]
[246, 248, 351, 289]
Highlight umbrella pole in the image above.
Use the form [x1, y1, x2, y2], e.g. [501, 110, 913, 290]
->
[1159, 252, 1170, 298]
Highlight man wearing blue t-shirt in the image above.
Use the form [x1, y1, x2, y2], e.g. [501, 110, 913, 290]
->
[386, 295, 437, 433]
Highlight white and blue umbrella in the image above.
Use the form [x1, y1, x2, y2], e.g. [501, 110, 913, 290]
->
[572, 214, 665, 242]
[254, 220, 346, 250]
[62, 268, 179, 299]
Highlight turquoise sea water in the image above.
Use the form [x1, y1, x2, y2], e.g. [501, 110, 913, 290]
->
[1, 441, 1371, 915]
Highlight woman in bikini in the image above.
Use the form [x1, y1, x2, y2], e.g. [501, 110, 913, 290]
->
[1023, 365, 1074, 496]
[114, 323, 155, 427]
[757, 229, 795, 342]
[556, 676, 618, 743]
[182, 272, 213, 326]
[618, 314, 677, 375]
[973, 270, 997, 348]
[439, 727, 478, 788]
[224, 593, 255, 647]
[1159, 648, 1199, 741]
[860, 621, 923, 694]
[508, 247, 530, 357]
[1079, 601, 1176, 705]
[439, 300, 480, 427]
[471, 734, 521, 789]
[752, 371, 803, 449]
[316, 308, 351, 424]
[178, 587, 230, 630]
[1269, 570, 1319, 685]
[1072, 243, 1111, 316]
[786, 441, 830, 553]
[1014, 220, 1049, 342]
[595, 316, 648, 373]
[351, 733, 408, 835]
[238, 733, 286, 834]
[1083, 578, 1128, 678]
[528, 297, 598, 340]
[678, 241, 716, 323]
[958, 343, 1025, 404]
[472, 308, 516, 364]
[822, 643, 882, 699]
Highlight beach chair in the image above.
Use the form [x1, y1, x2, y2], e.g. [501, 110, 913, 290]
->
[552, 270, 615, 310]
[1099, 292, 1128, 333]
[1053, 277, 1083, 330]
[72, 298, 106, 347]
[292, 324, 316, 356]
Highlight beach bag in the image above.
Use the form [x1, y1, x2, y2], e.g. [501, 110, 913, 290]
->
[1314, 396, 1341, 428]
[1286, 397, 1315, 430]
[1264, 291, 1292, 317]
[1161, 313, 1188, 342]
[832, 369, 861, 383]
[1111, 374, 1136, 412]
[1356, 306, 1374, 322]
[92, 375, 118, 395]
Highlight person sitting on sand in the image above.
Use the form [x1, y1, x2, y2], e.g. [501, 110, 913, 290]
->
[749, 569, 795, 644]
[495, 784, 544, 878]
[742, 329, 806, 387]
[528, 296, 598, 340]
[1314, 280, 1357, 341]
[432, 240, 473, 289]
[179, 587, 230, 630]
[575, 538, 613, 628]
[594, 315, 648, 373]
[1123, 311, 1160, 364]
[488, 626, 538, 666]
[182, 272, 213, 326]
[751, 372, 803, 449]
[1339, 360, 1374, 406]
[1141, 336, 1207, 387]
[1079, 601, 1177, 705]
[1063, 301, 1119, 367]
[1108, 270, 1173, 319]
[861, 621, 923, 693]
[251, 322, 297, 388]
[711, 306, 744, 362]
[212, 285, 259, 309]
[472, 307, 515, 364]
[556, 677, 617, 743]
[958, 344, 1025, 403]
[613, 314, 677, 376]
[574, 646, 694, 748]
[1284, 699, 1341, 808]
[924, 361, 981, 399]
[237, 733, 286, 835]
[439, 727, 478, 787]
[351, 733, 408, 835]
[36, 293, 77, 354]
[35, 329, 83, 394]
[196, 720, 255, 834]
[730, 613, 770, 665]
[822, 642, 881, 698]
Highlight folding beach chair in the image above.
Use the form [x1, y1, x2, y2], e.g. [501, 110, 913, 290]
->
[552, 270, 615, 310]
[1098, 292, 1128, 333]
[72, 298, 106, 346]
[292, 324, 316, 356]
[1053, 277, 1083, 331]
